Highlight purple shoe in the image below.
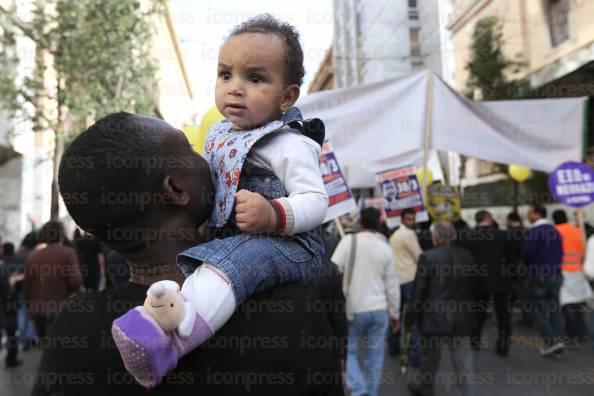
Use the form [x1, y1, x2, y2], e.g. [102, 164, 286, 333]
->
[112, 307, 213, 388]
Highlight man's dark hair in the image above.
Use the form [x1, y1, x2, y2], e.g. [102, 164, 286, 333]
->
[20, 231, 39, 250]
[39, 221, 64, 244]
[401, 208, 416, 219]
[552, 209, 568, 225]
[360, 207, 381, 231]
[229, 13, 305, 87]
[531, 205, 547, 218]
[58, 112, 177, 253]
[475, 210, 491, 224]
[2, 242, 15, 257]
[507, 212, 522, 223]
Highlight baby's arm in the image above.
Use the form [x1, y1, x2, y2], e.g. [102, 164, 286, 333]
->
[238, 131, 328, 235]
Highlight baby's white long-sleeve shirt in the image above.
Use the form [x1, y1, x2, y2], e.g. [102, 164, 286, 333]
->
[247, 126, 329, 235]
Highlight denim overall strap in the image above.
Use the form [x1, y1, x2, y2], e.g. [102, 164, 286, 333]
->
[203, 107, 306, 228]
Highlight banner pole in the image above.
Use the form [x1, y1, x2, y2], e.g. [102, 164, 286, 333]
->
[421, 71, 434, 200]
[577, 208, 587, 245]
[334, 218, 346, 238]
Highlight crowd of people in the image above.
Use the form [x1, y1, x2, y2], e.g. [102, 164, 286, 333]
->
[0, 221, 131, 369]
[326, 204, 594, 396]
[1, 201, 594, 395]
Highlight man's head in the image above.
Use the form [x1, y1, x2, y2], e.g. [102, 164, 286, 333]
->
[475, 210, 493, 226]
[552, 209, 568, 225]
[527, 205, 547, 223]
[215, 14, 304, 130]
[381, 180, 397, 202]
[2, 242, 14, 257]
[506, 212, 522, 228]
[20, 231, 39, 250]
[401, 208, 416, 229]
[359, 207, 381, 232]
[431, 221, 456, 246]
[39, 221, 64, 244]
[58, 112, 214, 256]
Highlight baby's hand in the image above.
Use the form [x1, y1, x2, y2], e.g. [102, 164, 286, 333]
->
[234, 189, 277, 233]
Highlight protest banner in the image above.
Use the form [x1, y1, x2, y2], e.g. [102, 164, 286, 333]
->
[426, 185, 461, 222]
[548, 161, 594, 207]
[376, 166, 428, 228]
[320, 141, 356, 223]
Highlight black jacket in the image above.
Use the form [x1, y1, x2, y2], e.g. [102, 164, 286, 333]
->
[310, 262, 348, 360]
[458, 225, 514, 295]
[33, 282, 344, 396]
[407, 245, 479, 336]
[0, 259, 23, 322]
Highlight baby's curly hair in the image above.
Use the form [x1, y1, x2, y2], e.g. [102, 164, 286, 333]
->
[229, 13, 305, 87]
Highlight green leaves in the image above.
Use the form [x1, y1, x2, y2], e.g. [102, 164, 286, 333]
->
[0, 0, 159, 134]
[465, 16, 529, 100]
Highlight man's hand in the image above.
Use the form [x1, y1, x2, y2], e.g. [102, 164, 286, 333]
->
[9, 273, 25, 287]
[235, 189, 277, 233]
[389, 317, 400, 333]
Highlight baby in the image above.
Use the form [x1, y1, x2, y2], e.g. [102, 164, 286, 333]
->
[112, 14, 328, 388]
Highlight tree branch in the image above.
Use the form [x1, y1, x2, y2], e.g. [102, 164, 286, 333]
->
[0, 4, 53, 53]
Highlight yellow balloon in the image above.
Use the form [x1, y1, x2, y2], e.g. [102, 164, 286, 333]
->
[508, 164, 531, 182]
[416, 167, 434, 186]
[183, 106, 224, 154]
[181, 124, 200, 152]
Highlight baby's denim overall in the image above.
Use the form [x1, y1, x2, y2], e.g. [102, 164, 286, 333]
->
[177, 107, 326, 304]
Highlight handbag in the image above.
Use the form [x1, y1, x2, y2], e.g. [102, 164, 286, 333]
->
[343, 233, 358, 321]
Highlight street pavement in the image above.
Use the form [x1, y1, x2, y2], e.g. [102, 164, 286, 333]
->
[1, 316, 592, 395]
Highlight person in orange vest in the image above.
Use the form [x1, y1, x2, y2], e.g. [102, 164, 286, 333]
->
[553, 210, 594, 344]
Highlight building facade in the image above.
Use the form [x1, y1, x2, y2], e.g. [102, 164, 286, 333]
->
[331, 0, 455, 88]
[308, 48, 335, 93]
[449, 0, 594, 95]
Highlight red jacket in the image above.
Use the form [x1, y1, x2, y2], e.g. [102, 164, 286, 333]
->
[23, 244, 82, 316]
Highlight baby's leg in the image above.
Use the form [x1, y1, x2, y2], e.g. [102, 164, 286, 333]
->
[111, 265, 235, 389]
[177, 231, 324, 306]
[181, 264, 236, 334]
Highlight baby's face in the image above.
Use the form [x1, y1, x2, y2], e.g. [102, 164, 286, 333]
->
[215, 33, 296, 131]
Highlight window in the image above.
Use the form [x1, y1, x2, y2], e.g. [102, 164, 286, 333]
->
[410, 27, 421, 58]
[545, 0, 570, 47]
[408, 0, 418, 19]
[357, 6, 365, 37]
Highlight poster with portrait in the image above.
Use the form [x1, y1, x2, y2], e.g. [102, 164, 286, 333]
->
[426, 185, 461, 222]
[320, 140, 356, 223]
[376, 166, 428, 228]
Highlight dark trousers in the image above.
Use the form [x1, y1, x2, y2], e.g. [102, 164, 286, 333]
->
[387, 282, 421, 363]
[525, 274, 563, 347]
[32, 314, 55, 341]
[407, 336, 474, 396]
[3, 314, 19, 366]
[471, 293, 512, 352]
[562, 303, 588, 342]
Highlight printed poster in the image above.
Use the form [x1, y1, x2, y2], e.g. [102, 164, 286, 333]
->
[376, 166, 428, 228]
[320, 141, 356, 222]
[549, 161, 594, 207]
[427, 185, 461, 222]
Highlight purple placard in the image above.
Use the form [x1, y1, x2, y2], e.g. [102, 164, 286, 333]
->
[548, 161, 594, 207]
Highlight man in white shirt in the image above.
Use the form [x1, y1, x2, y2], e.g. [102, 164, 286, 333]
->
[331, 207, 400, 396]
[388, 208, 423, 359]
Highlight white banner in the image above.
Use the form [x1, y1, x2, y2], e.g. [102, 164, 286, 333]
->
[298, 71, 585, 187]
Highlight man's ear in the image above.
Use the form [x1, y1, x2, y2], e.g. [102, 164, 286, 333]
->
[163, 175, 190, 206]
[280, 84, 300, 112]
